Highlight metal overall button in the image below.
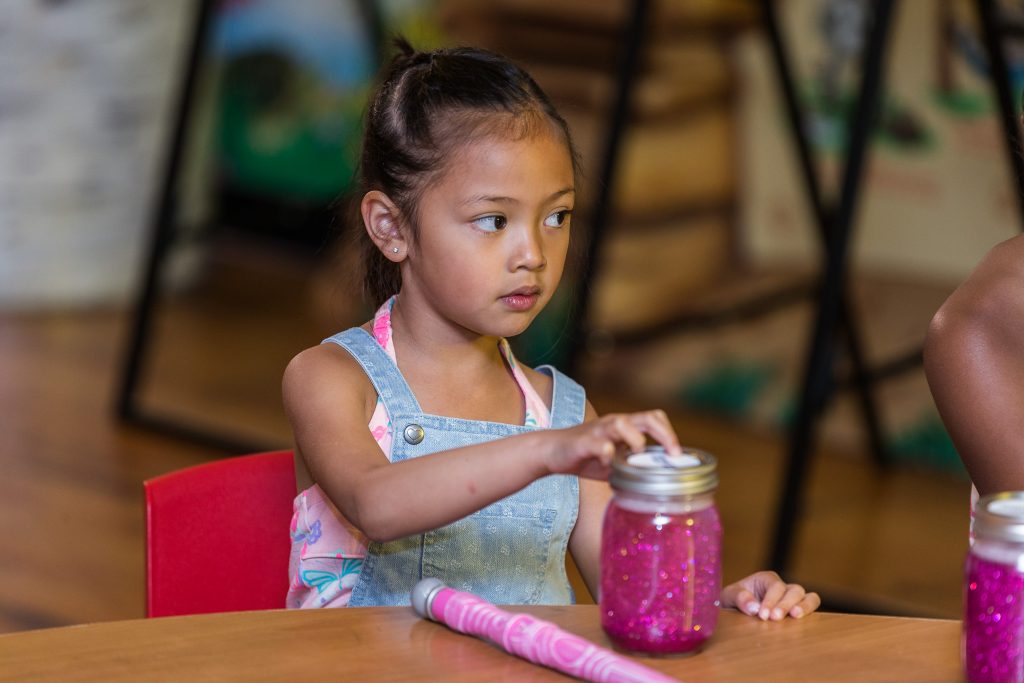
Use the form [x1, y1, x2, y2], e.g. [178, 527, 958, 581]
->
[403, 423, 425, 445]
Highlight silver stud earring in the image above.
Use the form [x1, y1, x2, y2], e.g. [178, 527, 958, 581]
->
[392, 247, 399, 253]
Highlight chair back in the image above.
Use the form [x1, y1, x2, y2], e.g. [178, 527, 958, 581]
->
[144, 450, 296, 617]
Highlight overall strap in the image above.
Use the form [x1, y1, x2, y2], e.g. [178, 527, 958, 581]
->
[322, 328, 422, 417]
[536, 365, 586, 429]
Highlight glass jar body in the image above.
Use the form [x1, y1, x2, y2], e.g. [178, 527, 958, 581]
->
[964, 537, 1024, 683]
[599, 489, 722, 655]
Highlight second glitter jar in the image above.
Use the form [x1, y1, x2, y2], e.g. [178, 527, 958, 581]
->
[599, 447, 722, 655]
[964, 491, 1024, 683]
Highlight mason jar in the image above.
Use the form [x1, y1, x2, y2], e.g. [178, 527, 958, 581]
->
[599, 447, 722, 655]
[964, 491, 1024, 682]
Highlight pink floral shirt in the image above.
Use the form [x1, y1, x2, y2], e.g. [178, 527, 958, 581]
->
[287, 297, 551, 608]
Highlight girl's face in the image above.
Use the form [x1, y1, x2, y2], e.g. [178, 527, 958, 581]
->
[399, 126, 575, 340]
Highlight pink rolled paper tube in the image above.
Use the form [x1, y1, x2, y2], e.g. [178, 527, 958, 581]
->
[411, 578, 680, 683]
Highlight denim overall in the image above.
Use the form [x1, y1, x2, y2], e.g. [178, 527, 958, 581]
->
[324, 328, 583, 607]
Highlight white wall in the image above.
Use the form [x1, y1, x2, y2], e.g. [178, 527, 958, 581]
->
[0, 1, 191, 308]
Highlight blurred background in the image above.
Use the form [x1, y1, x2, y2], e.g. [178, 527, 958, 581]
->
[2, 0, 1019, 632]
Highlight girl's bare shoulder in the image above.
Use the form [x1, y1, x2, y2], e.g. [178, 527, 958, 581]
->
[282, 329, 377, 419]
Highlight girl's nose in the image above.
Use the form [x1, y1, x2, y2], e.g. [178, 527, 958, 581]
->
[511, 226, 547, 271]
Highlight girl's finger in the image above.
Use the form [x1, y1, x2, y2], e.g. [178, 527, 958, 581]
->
[768, 584, 806, 621]
[603, 415, 648, 453]
[790, 592, 821, 619]
[726, 587, 762, 616]
[629, 411, 682, 454]
[588, 437, 615, 462]
[756, 579, 788, 621]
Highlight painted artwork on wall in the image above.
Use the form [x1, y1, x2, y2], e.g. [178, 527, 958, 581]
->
[739, 0, 1021, 283]
[207, 0, 443, 244]
[209, 0, 379, 204]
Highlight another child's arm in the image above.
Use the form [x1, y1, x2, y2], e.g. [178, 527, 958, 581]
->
[567, 403, 821, 620]
[924, 234, 1024, 495]
[283, 344, 679, 543]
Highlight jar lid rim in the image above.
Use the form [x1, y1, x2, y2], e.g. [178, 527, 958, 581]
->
[976, 491, 1024, 543]
[609, 447, 718, 496]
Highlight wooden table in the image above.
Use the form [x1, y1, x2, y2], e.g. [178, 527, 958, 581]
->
[0, 606, 961, 682]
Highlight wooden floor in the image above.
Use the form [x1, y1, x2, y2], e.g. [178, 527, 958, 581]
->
[0, 247, 970, 634]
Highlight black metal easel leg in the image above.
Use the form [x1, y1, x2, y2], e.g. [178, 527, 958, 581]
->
[977, 0, 1024, 218]
[762, 0, 889, 470]
[565, 0, 650, 377]
[114, 0, 267, 454]
[116, 0, 214, 423]
[840, 304, 889, 467]
[768, 0, 898, 575]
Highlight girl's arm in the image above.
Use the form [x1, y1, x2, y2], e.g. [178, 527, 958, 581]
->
[567, 402, 614, 600]
[924, 234, 1024, 495]
[283, 344, 678, 543]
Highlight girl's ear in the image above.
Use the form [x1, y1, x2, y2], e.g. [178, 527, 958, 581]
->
[361, 190, 408, 262]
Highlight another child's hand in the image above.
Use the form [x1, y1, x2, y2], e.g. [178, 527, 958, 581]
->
[546, 410, 681, 480]
[720, 571, 820, 621]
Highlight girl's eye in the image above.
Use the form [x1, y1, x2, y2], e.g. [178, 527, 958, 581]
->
[473, 215, 507, 232]
[544, 210, 572, 228]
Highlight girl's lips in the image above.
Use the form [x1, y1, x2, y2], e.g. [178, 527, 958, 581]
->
[501, 292, 540, 311]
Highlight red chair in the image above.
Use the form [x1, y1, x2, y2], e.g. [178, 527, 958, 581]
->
[144, 450, 296, 617]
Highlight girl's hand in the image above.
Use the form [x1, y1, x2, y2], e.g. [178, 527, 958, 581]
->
[545, 410, 681, 480]
[721, 571, 821, 620]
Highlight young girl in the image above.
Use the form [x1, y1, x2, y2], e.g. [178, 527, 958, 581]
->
[284, 39, 820, 621]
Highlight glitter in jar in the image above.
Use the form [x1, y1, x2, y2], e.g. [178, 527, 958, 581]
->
[962, 492, 1024, 683]
[964, 554, 1024, 683]
[600, 502, 721, 655]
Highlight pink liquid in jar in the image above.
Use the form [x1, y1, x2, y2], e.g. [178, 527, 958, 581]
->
[600, 495, 722, 655]
[964, 553, 1024, 682]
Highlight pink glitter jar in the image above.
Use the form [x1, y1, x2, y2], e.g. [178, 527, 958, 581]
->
[600, 447, 721, 655]
[964, 492, 1024, 683]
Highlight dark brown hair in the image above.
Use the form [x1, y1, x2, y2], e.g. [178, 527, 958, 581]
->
[355, 37, 580, 307]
